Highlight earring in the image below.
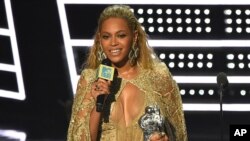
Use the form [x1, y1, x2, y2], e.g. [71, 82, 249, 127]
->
[128, 42, 139, 65]
[97, 44, 106, 62]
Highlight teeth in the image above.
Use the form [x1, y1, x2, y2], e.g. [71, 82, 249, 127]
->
[111, 49, 120, 53]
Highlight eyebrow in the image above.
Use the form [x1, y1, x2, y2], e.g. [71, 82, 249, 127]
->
[101, 30, 128, 34]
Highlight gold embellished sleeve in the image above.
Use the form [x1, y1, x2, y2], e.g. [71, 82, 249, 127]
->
[155, 63, 188, 141]
[67, 69, 96, 141]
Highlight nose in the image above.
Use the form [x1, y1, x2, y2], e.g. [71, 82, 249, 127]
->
[111, 36, 118, 46]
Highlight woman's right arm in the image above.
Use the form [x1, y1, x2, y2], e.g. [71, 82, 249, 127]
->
[67, 70, 96, 141]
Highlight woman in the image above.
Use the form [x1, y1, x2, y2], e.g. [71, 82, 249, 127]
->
[67, 5, 187, 141]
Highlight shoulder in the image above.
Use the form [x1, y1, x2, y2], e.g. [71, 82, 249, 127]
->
[80, 68, 97, 83]
[152, 61, 171, 77]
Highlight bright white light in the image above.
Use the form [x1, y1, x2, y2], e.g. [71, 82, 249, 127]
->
[180, 89, 185, 95]
[189, 89, 195, 95]
[167, 27, 174, 32]
[225, 27, 233, 33]
[185, 18, 192, 24]
[175, 9, 181, 15]
[185, 9, 191, 15]
[177, 27, 183, 32]
[148, 26, 154, 32]
[196, 27, 202, 33]
[0, 28, 10, 36]
[157, 18, 163, 24]
[166, 18, 173, 24]
[188, 62, 194, 68]
[248, 54, 250, 60]
[159, 53, 166, 59]
[246, 9, 250, 15]
[205, 27, 211, 32]
[186, 27, 192, 33]
[178, 53, 185, 59]
[197, 62, 203, 68]
[147, 8, 153, 14]
[224, 9, 232, 15]
[238, 54, 244, 60]
[147, 17, 154, 23]
[238, 63, 245, 69]
[178, 62, 184, 68]
[236, 27, 242, 33]
[195, 18, 201, 24]
[207, 53, 213, 60]
[176, 18, 182, 24]
[225, 18, 233, 24]
[0, 129, 26, 141]
[249, 63, 250, 68]
[208, 89, 214, 95]
[137, 8, 143, 14]
[77, 39, 250, 48]
[60, 0, 250, 5]
[227, 62, 235, 69]
[183, 104, 250, 111]
[227, 54, 234, 60]
[166, 9, 172, 15]
[188, 54, 194, 59]
[199, 89, 205, 95]
[204, 9, 210, 15]
[236, 18, 242, 24]
[197, 53, 204, 59]
[156, 9, 162, 14]
[194, 9, 200, 15]
[158, 27, 164, 32]
[246, 18, 250, 24]
[169, 53, 175, 59]
[240, 90, 246, 96]
[138, 17, 144, 23]
[246, 27, 250, 33]
[0, 0, 26, 100]
[235, 9, 242, 15]
[204, 18, 210, 24]
[207, 62, 213, 68]
[168, 62, 175, 68]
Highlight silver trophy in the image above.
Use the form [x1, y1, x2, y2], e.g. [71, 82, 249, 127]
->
[139, 105, 165, 141]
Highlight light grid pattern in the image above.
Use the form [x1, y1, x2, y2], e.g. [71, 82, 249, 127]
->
[0, 0, 25, 100]
[57, 0, 250, 111]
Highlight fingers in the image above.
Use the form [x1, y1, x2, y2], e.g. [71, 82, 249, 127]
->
[91, 79, 111, 100]
[149, 132, 168, 141]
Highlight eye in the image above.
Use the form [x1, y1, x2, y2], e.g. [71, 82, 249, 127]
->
[101, 35, 109, 40]
[117, 33, 126, 38]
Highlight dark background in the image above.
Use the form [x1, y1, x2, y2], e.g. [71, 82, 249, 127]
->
[0, 0, 250, 141]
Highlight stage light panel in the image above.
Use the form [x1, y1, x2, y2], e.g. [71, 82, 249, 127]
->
[57, 0, 250, 111]
[0, 0, 25, 100]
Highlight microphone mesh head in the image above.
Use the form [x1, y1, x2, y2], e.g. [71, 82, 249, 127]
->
[216, 72, 229, 88]
[101, 59, 111, 66]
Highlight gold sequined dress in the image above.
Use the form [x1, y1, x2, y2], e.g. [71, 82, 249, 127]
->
[67, 62, 188, 141]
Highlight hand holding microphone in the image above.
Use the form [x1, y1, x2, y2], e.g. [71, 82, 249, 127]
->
[91, 59, 115, 112]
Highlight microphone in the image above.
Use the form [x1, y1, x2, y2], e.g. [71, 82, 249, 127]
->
[96, 59, 115, 112]
[217, 72, 229, 89]
[216, 72, 229, 141]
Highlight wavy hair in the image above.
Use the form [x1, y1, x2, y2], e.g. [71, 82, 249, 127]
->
[84, 5, 158, 70]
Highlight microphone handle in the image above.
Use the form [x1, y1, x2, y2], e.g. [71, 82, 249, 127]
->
[96, 94, 106, 112]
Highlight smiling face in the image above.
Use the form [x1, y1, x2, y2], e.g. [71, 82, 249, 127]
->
[99, 17, 135, 67]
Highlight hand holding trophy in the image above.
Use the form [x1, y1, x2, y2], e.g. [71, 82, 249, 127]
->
[139, 105, 168, 141]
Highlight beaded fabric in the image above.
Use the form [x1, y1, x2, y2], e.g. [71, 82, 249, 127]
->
[67, 61, 188, 141]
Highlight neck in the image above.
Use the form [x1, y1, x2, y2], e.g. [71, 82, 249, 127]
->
[113, 62, 138, 79]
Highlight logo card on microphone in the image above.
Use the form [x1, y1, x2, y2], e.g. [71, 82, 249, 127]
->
[97, 64, 115, 81]
[230, 124, 250, 141]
